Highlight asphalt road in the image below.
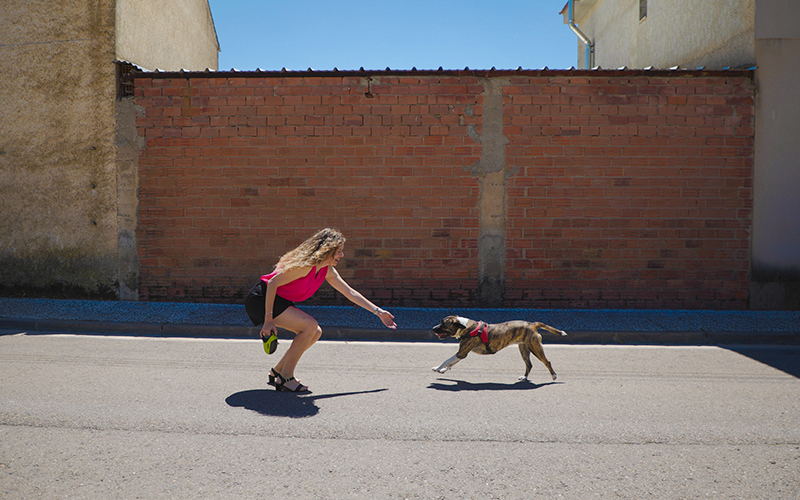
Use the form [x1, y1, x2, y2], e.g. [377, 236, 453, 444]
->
[1, 331, 799, 499]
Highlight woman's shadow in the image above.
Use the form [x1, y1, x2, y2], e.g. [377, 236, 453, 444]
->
[226, 388, 387, 418]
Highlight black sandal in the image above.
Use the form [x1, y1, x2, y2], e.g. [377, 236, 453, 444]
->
[268, 367, 280, 387]
[274, 372, 309, 393]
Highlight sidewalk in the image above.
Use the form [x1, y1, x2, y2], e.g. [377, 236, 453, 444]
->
[1, 297, 798, 344]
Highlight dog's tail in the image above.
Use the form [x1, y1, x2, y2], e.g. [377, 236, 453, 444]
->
[534, 323, 568, 336]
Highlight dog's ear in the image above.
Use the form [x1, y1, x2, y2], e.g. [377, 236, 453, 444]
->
[455, 316, 470, 329]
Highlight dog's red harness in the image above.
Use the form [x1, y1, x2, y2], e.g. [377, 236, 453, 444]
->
[468, 321, 494, 354]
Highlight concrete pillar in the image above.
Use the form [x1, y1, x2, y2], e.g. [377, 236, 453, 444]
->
[115, 98, 143, 300]
[467, 78, 510, 307]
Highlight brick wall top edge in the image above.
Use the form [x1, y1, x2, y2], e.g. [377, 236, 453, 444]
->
[123, 67, 754, 80]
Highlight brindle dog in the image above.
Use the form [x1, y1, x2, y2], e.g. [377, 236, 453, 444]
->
[431, 315, 567, 381]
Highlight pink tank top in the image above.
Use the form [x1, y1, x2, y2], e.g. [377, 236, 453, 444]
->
[260, 266, 328, 302]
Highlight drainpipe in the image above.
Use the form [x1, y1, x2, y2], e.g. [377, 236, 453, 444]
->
[567, 0, 595, 69]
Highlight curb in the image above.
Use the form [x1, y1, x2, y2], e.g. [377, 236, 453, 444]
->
[2, 318, 798, 345]
[544, 330, 800, 345]
[0, 318, 254, 339]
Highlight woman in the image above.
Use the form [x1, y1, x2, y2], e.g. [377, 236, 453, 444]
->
[244, 228, 397, 393]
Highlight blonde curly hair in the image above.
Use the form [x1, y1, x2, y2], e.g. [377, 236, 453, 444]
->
[276, 228, 346, 272]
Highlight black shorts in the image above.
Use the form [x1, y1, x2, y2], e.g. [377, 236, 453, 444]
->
[244, 280, 295, 327]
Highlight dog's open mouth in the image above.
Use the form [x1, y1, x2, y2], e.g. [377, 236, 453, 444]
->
[432, 322, 451, 339]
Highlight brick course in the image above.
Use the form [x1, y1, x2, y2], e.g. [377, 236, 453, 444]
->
[134, 69, 753, 309]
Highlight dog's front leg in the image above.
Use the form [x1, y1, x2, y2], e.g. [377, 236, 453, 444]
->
[432, 353, 462, 373]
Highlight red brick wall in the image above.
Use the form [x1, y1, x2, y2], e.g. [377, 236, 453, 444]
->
[502, 74, 754, 308]
[134, 69, 754, 309]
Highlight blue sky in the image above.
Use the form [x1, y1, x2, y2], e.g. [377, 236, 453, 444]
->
[207, 0, 578, 71]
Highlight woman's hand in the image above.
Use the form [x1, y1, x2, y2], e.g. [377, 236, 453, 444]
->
[260, 320, 277, 340]
[376, 308, 397, 329]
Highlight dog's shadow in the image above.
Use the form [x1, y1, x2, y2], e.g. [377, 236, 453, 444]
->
[428, 378, 561, 392]
[226, 388, 387, 418]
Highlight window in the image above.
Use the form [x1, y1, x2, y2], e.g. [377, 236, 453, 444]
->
[639, 0, 647, 21]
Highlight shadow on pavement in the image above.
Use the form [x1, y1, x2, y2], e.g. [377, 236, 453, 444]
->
[428, 378, 561, 392]
[226, 388, 387, 418]
[722, 345, 800, 379]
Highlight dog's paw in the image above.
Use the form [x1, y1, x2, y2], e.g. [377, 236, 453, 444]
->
[518, 375, 528, 381]
[432, 366, 448, 373]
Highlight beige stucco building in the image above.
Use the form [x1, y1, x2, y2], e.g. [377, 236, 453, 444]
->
[562, 0, 800, 309]
[0, 0, 218, 299]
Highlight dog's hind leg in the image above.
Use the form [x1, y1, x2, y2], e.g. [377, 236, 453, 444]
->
[518, 344, 534, 381]
[529, 340, 557, 381]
